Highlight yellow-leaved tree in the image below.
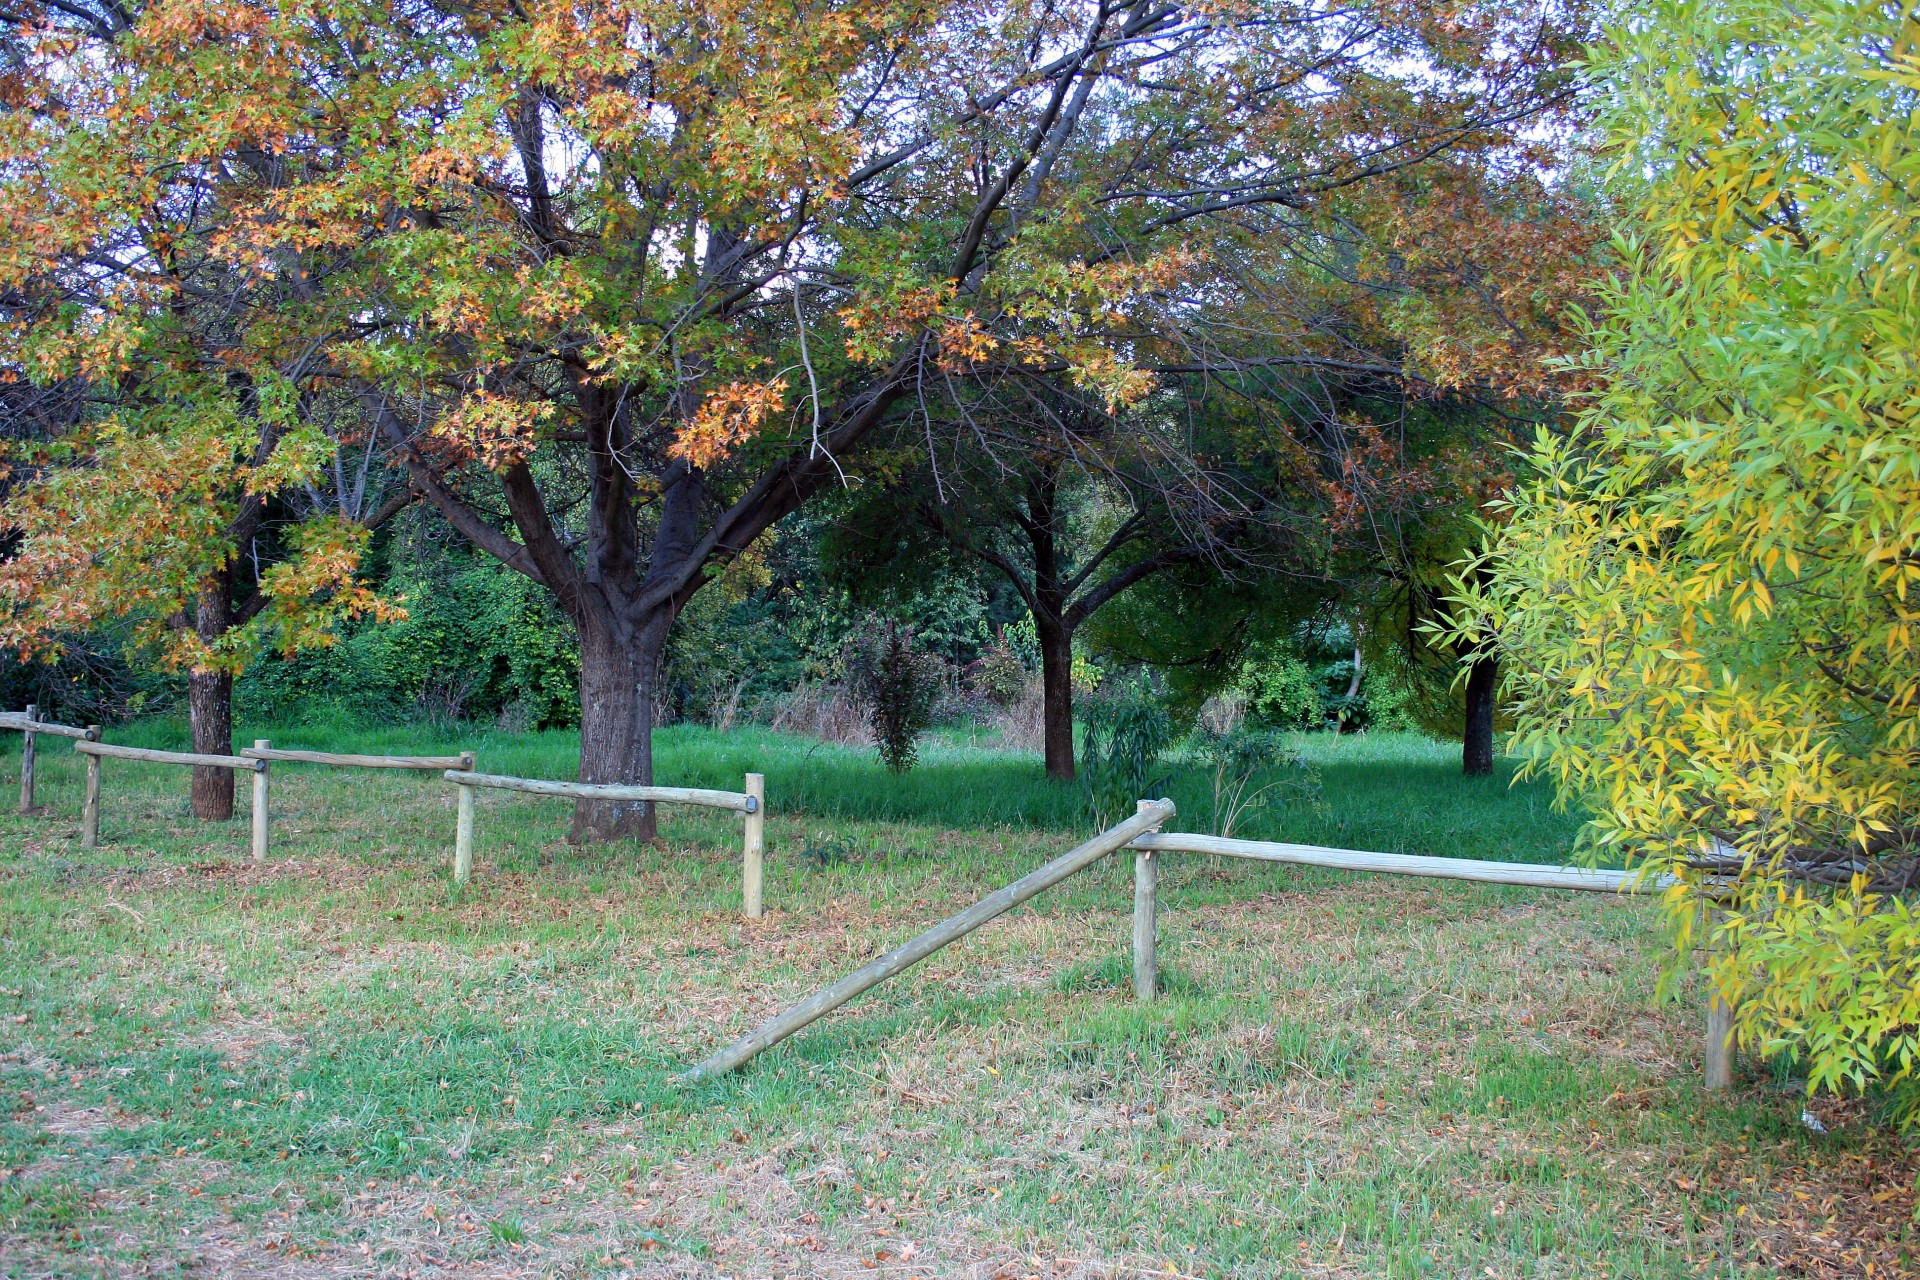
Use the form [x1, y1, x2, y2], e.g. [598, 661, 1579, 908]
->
[1446, 0, 1920, 1119]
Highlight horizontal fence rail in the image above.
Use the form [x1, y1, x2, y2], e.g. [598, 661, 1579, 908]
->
[681, 799, 1178, 1082]
[1126, 832, 1653, 894]
[1126, 823, 1735, 1090]
[75, 740, 264, 771]
[442, 769, 767, 917]
[0, 712, 99, 741]
[242, 746, 474, 771]
[443, 770, 756, 813]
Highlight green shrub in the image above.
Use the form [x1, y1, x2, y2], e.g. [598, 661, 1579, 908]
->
[973, 635, 1028, 706]
[1080, 680, 1177, 826]
[237, 554, 580, 728]
[1237, 649, 1322, 730]
[1193, 726, 1321, 838]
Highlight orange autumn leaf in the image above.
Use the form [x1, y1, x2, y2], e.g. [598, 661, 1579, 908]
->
[669, 378, 788, 468]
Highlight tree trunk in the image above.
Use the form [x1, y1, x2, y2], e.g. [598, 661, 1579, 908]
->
[1335, 629, 1364, 735]
[569, 612, 666, 844]
[1462, 650, 1497, 777]
[189, 577, 236, 820]
[188, 669, 236, 819]
[1037, 617, 1075, 781]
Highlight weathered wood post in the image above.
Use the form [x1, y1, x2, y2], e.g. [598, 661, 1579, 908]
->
[1705, 988, 1737, 1091]
[250, 740, 271, 863]
[81, 739, 101, 849]
[453, 780, 475, 885]
[743, 772, 765, 919]
[1700, 905, 1738, 1091]
[18, 704, 35, 814]
[1133, 799, 1162, 1002]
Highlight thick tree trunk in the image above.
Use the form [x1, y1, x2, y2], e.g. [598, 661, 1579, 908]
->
[1037, 617, 1075, 781]
[569, 613, 667, 844]
[189, 578, 236, 820]
[1462, 651, 1497, 777]
[188, 670, 235, 819]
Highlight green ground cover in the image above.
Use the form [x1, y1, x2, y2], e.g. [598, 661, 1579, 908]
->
[106, 717, 1592, 865]
[0, 724, 1908, 1278]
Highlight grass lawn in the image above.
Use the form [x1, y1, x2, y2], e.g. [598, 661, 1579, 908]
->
[0, 721, 1911, 1278]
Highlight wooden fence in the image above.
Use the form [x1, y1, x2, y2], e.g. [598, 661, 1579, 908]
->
[0, 705, 99, 814]
[1123, 815, 1738, 1090]
[6, 713, 775, 896]
[443, 769, 767, 917]
[13, 711, 1737, 1089]
[682, 799, 1739, 1091]
[73, 740, 265, 851]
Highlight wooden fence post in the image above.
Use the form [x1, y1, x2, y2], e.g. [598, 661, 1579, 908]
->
[743, 773, 765, 919]
[1133, 799, 1161, 1002]
[18, 704, 34, 815]
[81, 744, 101, 849]
[251, 740, 270, 863]
[1701, 905, 1737, 1091]
[1705, 990, 1736, 1091]
[453, 782, 475, 885]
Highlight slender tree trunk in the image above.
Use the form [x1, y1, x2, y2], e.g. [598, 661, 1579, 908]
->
[189, 580, 235, 820]
[570, 611, 666, 844]
[1036, 615, 1075, 781]
[1335, 628, 1364, 735]
[1462, 650, 1497, 777]
[1019, 461, 1080, 781]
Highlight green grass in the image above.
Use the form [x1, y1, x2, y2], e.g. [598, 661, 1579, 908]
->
[0, 721, 1906, 1278]
[96, 714, 1594, 865]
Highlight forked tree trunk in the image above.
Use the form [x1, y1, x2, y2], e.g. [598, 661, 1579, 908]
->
[1037, 617, 1075, 781]
[570, 613, 668, 844]
[1462, 650, 1497, 777]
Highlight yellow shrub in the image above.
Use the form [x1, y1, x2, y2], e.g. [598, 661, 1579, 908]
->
[1449, 0, 1920, 1112]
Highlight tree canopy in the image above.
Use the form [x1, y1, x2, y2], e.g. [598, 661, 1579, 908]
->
[0, 0, 1588, 835]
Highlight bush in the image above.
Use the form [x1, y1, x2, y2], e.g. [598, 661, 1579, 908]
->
[236, 552, 580, 729]
[973, 634, 1028, 706]
[1080, 680, 1177, 827]
[1237, 648, 1322, 729]
[844, 619, 943, 774]
[1193, 726, 1321, 838]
